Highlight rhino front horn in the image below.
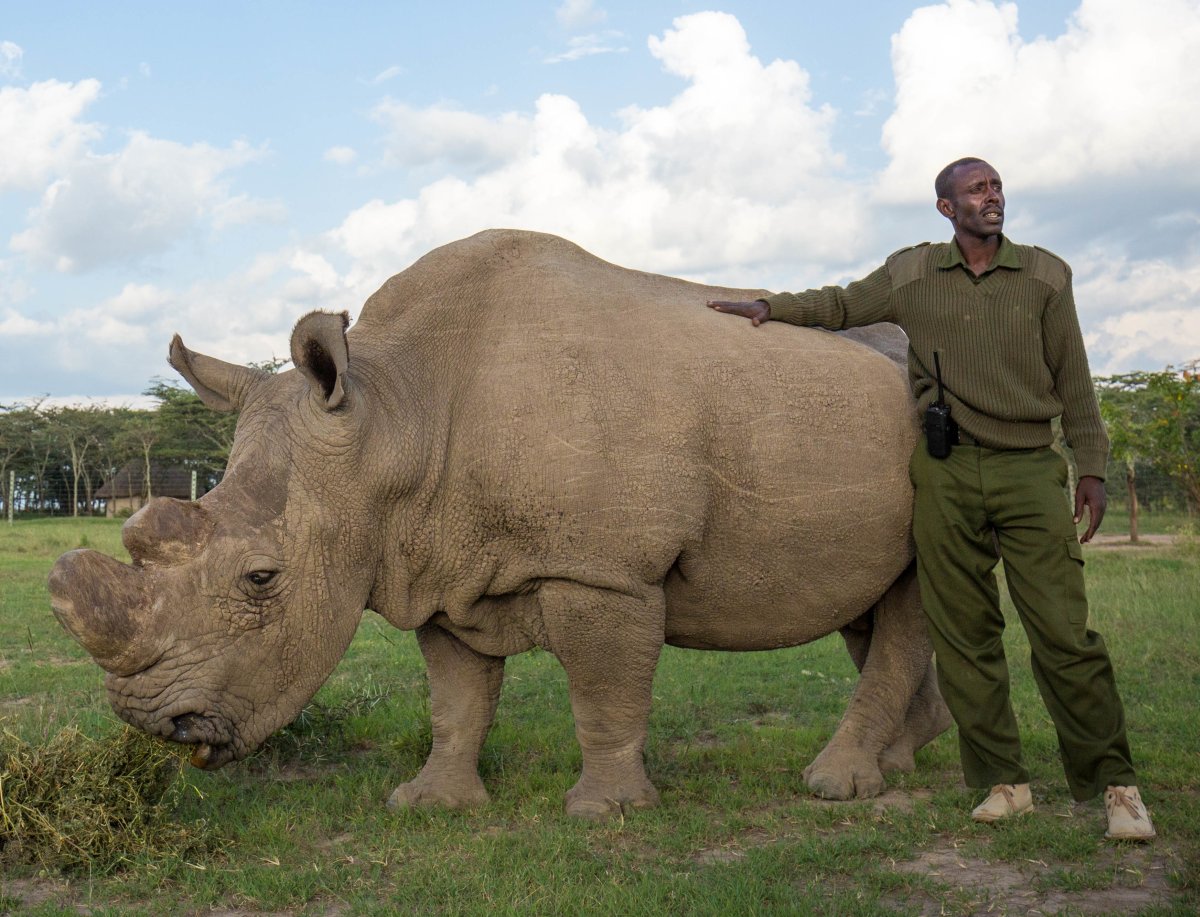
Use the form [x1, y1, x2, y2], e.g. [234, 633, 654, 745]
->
[48, 549, 156, 676]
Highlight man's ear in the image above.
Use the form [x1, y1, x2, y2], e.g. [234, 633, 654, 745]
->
[936, 197, 955, 220]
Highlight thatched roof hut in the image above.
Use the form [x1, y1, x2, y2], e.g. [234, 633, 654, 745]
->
[94, 463, 207, 517]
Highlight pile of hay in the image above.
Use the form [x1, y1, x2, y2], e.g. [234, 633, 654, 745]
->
[0, 726, 211, 873]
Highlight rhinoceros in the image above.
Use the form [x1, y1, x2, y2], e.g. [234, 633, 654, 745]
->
[50, 229, 949, 818]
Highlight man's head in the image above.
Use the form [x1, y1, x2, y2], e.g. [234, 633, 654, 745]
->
[935, 157, 1004, 242]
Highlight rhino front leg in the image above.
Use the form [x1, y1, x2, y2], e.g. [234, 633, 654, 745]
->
[805, 563, 930, 799]
[388, 622, 504, 810]
[538, 581, 664, 819]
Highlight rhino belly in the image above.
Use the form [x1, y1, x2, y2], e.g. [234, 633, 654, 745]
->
[661, 556, 902, 651]
[658, 475, 913, 652]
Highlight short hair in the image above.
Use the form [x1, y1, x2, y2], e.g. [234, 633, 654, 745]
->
[935, 157, 989, 200]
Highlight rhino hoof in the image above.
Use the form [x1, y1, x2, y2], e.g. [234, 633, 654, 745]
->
[564, 782, 660, 820]
[387, 778, 489, 810]
[803, 753, 885, 800]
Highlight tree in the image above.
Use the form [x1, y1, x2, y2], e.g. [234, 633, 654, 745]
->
[49, 406, 112, 516]
[1097, 384, 1147, 540]
[143, 379, 237, 486]
[0, 404, 34, 515]
[115, 410, 163, 500]
[1096, 364, 1200, 531]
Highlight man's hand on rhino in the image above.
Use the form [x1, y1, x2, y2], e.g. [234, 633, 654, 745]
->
[707, 300, 770, 326]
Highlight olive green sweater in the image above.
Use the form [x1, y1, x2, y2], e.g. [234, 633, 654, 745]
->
[764, 236, 1110, 480]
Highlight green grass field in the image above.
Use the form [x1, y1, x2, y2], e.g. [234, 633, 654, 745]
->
[1, 517, 1197, 915]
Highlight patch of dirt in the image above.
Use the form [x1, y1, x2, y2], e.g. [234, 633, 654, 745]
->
[1085, 533, 1178, 551]
[1, 878, 91, 914]
[688, 791, 1181, 914]
[888, 840, 1173, 916]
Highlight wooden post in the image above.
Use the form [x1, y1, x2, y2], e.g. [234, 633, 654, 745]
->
[191, 469, 197, 502]
[7, 470, 13, 525]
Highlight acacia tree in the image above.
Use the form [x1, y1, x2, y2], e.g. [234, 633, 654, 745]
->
[49, 405, 118, 516]
[143, 379, 238, 485]
[1097, 385, 1147, 540]
[1096, 364, 1200, 531]
[115, 409, 162, 500]
[0, 404, 33, 515]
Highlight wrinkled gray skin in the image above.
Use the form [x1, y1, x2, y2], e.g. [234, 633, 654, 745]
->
[50, 229, 950, 818]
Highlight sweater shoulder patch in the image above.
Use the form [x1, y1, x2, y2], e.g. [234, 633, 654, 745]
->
[1028, 245, 1071, 289]
[886, 242, 932, 289]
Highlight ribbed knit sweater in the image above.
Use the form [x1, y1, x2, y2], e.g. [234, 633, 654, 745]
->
[764, 236, 1110, 480]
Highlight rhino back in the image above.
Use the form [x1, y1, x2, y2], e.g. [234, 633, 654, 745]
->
[353, 230, 916, 648]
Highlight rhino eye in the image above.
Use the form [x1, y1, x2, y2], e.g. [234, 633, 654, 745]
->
[246, 570, 277, 588]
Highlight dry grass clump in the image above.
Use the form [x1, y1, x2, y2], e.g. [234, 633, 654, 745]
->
[0, 726, 211, 874]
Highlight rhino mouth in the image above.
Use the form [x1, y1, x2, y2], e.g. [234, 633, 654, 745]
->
[168, 713, 237, 769]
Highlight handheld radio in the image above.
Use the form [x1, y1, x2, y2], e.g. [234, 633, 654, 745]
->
[924, 351, 958, 459]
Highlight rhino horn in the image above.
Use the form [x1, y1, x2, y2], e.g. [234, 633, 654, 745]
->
[290, 310, 351, 410]
[122, 497, 214, 567]
[169, 334, 270, 412]
[48, 549, 156, 676]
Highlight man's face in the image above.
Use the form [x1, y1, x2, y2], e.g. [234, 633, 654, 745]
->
[937, 162, 1004, 240]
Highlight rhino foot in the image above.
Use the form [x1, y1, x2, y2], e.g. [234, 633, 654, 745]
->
[803, 745, 886, 800]
[564, 775, 660, 820]
[878, 739, 917, 775]
[387, 772, 490, 811]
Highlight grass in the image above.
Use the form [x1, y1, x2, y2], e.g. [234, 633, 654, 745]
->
[0, 516, 1197, 914]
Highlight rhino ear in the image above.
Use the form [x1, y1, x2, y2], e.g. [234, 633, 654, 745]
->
[169, 336, 269, 412]
[290, 310, 351, 410]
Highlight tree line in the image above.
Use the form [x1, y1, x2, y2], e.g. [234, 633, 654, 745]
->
[1, 364, 1196, 522]
[0, 380, 238, 518]
[1095, 364, 1199, 539]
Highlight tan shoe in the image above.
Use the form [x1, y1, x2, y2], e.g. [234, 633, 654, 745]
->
[1105, 785, 1156, 840]
[971, 783, 1034, 823]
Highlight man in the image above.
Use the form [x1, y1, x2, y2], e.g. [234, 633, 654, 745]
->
[708, 157, 1155, 840]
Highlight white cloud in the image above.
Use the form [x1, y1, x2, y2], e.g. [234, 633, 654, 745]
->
[0, 254, 332, 401]
[371, 99, 531, 171]
[0, 79, 102, 191]
[556, 0, 607, 30]
[10, 132, 271, 272]
[325, 12, 855, 300]
[879, 0, 1200, 202]
[545, 31, 628, 63]
[1, 41, 22, 78]
[1075, 250, 1200, 372]
[324, 145, 357, 165]
[0, 306, 43, 336]
[366, 65, 403, 86]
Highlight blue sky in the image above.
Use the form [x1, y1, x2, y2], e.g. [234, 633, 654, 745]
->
[2, 0, 1198, 403]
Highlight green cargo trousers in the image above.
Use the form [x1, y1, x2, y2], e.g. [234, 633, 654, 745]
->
[909, 439, 1137, 801]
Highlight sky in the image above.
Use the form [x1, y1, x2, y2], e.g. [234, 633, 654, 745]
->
[2, 0, 1199, 406]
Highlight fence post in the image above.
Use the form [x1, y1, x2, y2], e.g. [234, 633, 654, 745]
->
[191, 469, 197, 502]
[7, 470, 12, 525]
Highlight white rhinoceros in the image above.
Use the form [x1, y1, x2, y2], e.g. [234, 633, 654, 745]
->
[50, 229, 948, 818]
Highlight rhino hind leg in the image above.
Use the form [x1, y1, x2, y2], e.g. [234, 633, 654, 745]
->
[804, 563, 942, 799]
[837, 604, 952, 776]
[538, 580, 665, 819]
[387, 623, 504, 811]
[877, 660, 952, 774]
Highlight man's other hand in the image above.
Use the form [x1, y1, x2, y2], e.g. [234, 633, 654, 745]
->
[1074, 475, 1107, 543]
